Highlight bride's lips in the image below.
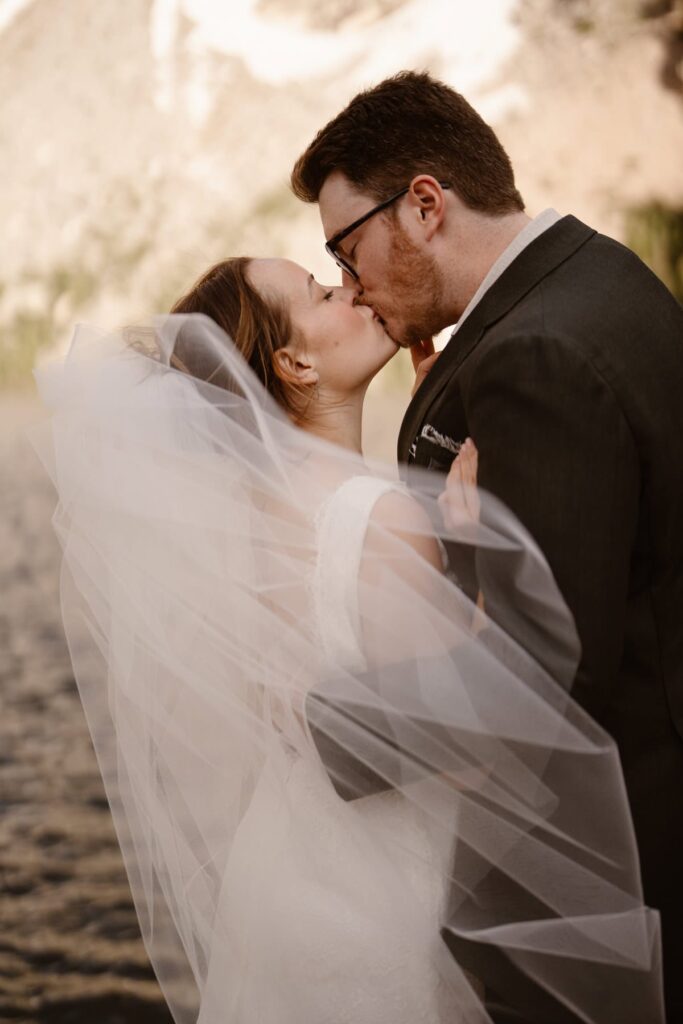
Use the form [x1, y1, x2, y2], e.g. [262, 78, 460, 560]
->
[357, 302, 399, 345]
[371, 308, 399, 344]
[372, 309, 400, 346]
[359, 302, 388, 329]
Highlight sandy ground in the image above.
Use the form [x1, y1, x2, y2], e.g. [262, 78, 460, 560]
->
[0, 393, 172, 1023]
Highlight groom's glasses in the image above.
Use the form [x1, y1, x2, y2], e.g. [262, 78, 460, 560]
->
[325, 182, 452, 281]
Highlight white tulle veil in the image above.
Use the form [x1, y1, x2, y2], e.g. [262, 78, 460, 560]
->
[32, 313, 663, 1023]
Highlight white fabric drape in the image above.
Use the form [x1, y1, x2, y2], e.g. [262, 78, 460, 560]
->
[32, 314, 664, 1023]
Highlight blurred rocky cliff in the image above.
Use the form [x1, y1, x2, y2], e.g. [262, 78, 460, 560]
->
[0, 0, 681, 394]
[0, 4, 682, 1020]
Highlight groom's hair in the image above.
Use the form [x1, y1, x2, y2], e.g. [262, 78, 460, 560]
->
[291, 71, 524, 215]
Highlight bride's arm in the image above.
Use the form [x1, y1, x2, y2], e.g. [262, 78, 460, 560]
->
[358, 488, 447, 662]
[361, 446, 485, 661]
[304, 489, 445, 800]
[363, 488, 446, 575]
[306, 484, 484, 802]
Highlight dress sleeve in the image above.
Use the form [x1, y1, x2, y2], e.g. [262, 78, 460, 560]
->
[313, 475, 403, 673]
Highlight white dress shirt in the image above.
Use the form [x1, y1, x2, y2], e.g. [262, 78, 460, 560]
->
[449, 208, 562, 339]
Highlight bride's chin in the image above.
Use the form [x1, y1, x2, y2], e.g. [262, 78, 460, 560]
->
[382, 324, 403, 348]
[375, 319, 399, 348]
[376, 329, 399, 355]
[381, 343, 400, 368]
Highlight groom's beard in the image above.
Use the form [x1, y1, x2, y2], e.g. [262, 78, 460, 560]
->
[385, 224, 446, 348]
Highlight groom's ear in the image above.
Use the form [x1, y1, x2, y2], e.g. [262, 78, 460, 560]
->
[273, 347, 319, 388]
[408, 176, 447, 240]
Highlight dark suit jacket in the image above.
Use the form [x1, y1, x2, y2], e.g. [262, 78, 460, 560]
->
[397, 215, 683, 1022]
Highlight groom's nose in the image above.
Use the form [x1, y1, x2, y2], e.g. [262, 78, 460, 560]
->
[340, 268, 360, 291]
[337, 286, 359, 304]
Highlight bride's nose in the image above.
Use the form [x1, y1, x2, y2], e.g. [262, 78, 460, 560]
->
[330, 286, 358, 304]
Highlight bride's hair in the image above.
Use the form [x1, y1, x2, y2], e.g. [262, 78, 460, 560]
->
[170, 257, 310, 420]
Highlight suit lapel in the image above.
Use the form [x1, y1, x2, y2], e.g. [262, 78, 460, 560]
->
[397, 216, 596, 463]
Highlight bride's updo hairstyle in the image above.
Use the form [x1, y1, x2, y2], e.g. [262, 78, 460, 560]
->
[170, 257, 310, 420]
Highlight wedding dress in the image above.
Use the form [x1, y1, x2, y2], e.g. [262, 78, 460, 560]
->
[198, 474, 475, 1023]
[32, 314, 664, 1024]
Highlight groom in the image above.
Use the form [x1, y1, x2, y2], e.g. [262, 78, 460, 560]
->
[293, 71, 683, 1022]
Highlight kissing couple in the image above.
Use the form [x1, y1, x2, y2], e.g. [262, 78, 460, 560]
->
[35, 71, 682, 1024]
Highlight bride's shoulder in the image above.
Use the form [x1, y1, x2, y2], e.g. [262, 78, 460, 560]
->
[364, 484, 444, 573]
[316, 473, 442, 572]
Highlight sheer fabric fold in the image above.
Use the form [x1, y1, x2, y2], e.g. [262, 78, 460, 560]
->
[32, 314, 663, 1023]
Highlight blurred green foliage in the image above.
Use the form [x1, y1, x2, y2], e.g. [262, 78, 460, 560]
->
[0, 263, 98, 388]
[0, 175, 160, 388]
[0, 311, 53, 386]
[251, 186, 298, 222]
[625, 202, 683, 302]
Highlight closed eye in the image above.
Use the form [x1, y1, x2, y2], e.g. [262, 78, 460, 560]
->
[323, 290, 334, 302]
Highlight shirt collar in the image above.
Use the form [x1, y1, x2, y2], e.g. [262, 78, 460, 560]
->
[450, 208, 562, 338]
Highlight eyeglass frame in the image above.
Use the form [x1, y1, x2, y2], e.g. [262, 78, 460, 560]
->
[324, 181, 452, 281]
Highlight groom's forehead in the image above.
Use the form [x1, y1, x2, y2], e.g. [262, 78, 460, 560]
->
[319, 173, 372, 238]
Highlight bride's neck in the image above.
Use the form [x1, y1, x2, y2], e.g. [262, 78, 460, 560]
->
[299, 388, 366, 454]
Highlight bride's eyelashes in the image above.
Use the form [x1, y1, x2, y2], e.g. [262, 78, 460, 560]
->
[323, 290, 334, 302]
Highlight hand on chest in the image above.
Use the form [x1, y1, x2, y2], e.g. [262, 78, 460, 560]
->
[409, 389, 469, 471]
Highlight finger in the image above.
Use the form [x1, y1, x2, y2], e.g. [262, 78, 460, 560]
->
[410, 341, 426, 373]
[411, 353, 441, 396]
[461, 441, 479, 488]
[416, 353, 440, 378]
[451, 454, 470, 503]
[446, 448, 465, 483]
[437, 489, 454, 531]
[439, 467, 467, 531]
[456, 441, 481, 520]
[410, 338, 435, 372]
[458, 442, 475, 485]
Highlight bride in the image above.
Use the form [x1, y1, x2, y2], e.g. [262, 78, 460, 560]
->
[34, 256, 663, 1024]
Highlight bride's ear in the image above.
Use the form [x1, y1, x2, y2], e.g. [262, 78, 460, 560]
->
[273, 347, 319, 388]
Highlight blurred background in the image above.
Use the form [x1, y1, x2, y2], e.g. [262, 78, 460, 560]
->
[1, 1, 681, 1021]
